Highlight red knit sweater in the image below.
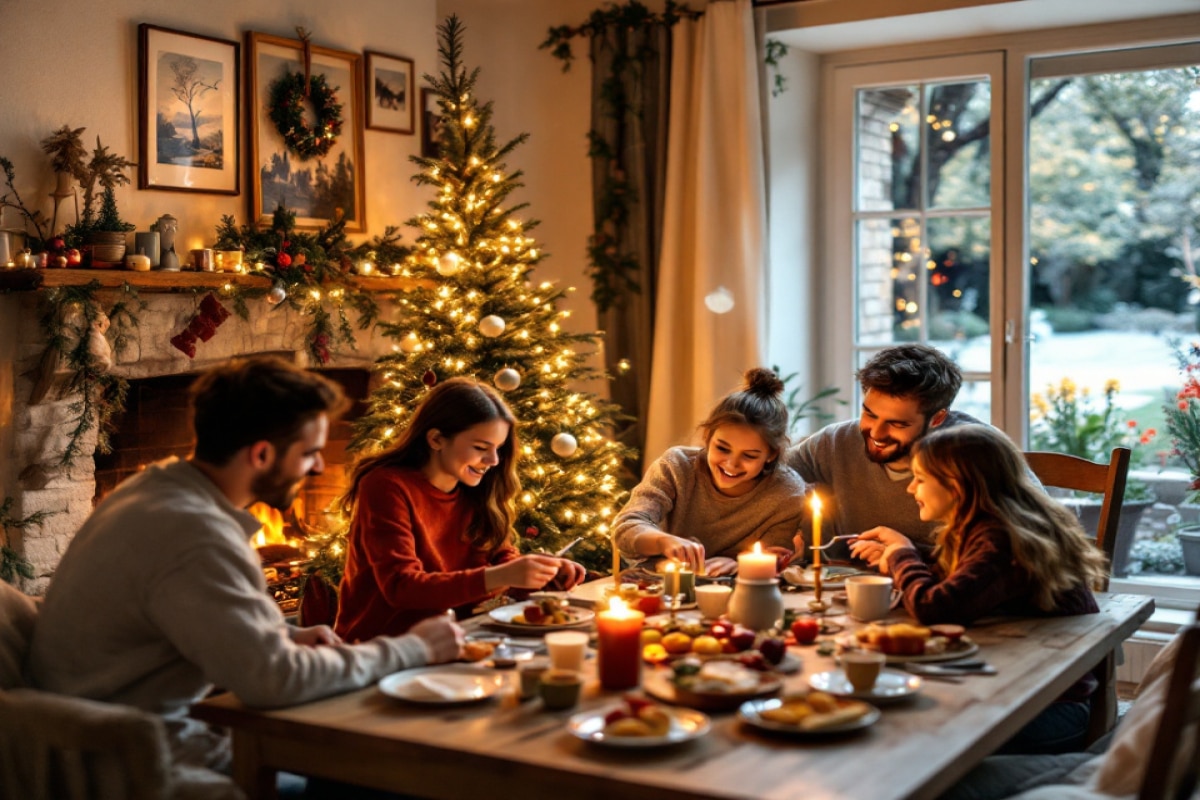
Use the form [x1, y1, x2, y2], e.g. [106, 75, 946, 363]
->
[334, 466, 518, 642]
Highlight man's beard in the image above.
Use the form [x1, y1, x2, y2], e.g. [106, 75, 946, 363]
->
[860, 420, 930, 465]
[251, 466, 303, 511]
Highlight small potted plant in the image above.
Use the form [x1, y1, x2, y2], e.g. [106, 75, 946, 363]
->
[87, 185, 135, 265]
[1162, 342, 1200, 574]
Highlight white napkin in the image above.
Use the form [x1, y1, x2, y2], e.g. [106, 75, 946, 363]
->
[411, 673, 482, 700]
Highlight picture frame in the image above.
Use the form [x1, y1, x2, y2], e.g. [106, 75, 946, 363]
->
[420, 88, 444, 159]
[138, 24, 240, 194]
[246, 32, 366, 231]
[364, 51, 414, 134]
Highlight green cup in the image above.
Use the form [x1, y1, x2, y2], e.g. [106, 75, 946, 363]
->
[539, 669, 583, 710]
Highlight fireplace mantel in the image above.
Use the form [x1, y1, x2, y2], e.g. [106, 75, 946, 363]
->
[0, 268, 425, 293]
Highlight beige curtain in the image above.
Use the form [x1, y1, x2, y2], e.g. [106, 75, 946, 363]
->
[643, 0, 768, 465]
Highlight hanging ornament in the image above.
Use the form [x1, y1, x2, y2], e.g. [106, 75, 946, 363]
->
[704, 286, 735, 314]
[436, 252, 462, 276]
[551, 432, 578, 458]
[479, 315, 505, 338]
[422, 369, 438, 387]
[494, 368, 521, 391]
[524, 526, 540, 539]
[267, 286, 287, 305]
[399, 332, 420, 353]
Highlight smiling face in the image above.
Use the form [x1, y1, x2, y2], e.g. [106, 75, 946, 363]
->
[907, 454, 959, 524]
[705, 423, 775, 497]
[859, 389, 948, 469]
[251, 414, 329, 510]
[423, 418, 512, 492]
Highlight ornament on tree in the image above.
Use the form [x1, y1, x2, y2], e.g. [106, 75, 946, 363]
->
[704, 286, 735, 314]
[494, 367, 521, 391]
[399, 332, 421, 353]
[478, 315, 505, 338]
[267, 286, 287, 305]
[550, 432, 578, 458]
[436, 251, 462, 276]
[524, 526, 539, 539]
[422, 369, 438, 387]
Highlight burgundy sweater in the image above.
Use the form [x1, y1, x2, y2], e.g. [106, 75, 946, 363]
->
[888, 519, 1099, 627]
[334, 467, 518, 642]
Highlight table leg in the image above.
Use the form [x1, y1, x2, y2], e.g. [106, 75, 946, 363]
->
[1085, 649, 1118, 745]
[230, 731, 279, 800]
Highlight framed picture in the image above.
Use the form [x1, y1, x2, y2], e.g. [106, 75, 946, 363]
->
[138, 24, 240, 194]
[420, 88, 445, 158]
[365, 51, 414, 134]
[247, 32, 366, 231]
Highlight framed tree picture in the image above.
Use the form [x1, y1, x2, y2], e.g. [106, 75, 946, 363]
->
[420, 88, 445, 158]
[138, 24, 240, 194]
[364, 51, 414, 134]
[246, 31, 366, 231]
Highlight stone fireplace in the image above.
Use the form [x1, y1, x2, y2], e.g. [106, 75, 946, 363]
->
[0, 274, 404, 594]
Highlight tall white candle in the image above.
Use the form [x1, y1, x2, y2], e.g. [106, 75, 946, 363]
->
[738, 541, 776, 581]
[811, 492, 823, 570]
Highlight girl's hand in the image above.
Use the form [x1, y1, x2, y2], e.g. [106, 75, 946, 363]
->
[659, 535, 705, 573]
[851, 527, 915, 568]
[763, 546, 794, 573]
[704, 556, 738, 577]
[486, 554, 563, 591]
[548, 558, 587, 590]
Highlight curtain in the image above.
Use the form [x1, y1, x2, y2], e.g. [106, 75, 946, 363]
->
[589, 24, 672, 470]
[643, 0, 768, 464]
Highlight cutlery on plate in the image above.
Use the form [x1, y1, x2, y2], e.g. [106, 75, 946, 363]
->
[554, 536, 584, 557]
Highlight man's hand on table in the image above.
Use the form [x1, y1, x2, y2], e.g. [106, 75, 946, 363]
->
[291, 625, 343, 647]
[409, 614, 466, 664]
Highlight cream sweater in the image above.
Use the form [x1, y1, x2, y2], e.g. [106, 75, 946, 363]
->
[30, 458, 429, 768]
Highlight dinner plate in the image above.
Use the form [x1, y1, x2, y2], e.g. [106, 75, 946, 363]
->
[642, 666, 783, 711]
[781, 565, 870, 590]
[738, 697, 881, 736]
[487, 602, 595, 632]
[808, 668, 922, 703]
[878, 637, 979, 664]
[567, 705, 711, 748]
[378, 665, 506, 704]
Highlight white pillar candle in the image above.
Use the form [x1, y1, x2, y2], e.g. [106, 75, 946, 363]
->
[738, 541, 776, 581]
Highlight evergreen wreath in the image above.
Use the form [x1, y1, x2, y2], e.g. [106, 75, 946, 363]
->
[268, 72, 343, 160]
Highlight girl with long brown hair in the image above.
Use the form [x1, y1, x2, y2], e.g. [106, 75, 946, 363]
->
[334, 377, 584, 641]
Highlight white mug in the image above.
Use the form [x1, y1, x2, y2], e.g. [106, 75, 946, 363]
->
[695, 584, 733, 619]
[544, 631, 588, 672]
[845, 575, 894, 622]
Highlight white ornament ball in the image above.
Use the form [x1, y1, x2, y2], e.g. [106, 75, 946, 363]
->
[399, 332, 420, 353]
[436, 252, 462, 276]
[551, 432, 578, 458]
[494, 368, 521, 392]
[479, 315, 506, 338]
[704, 286, 735, 314]
[267, 286, 287, 305]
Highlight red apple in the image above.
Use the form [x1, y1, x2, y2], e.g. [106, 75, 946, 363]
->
[708, 621, 732, 639]
[635, 594, 663, 615]
[65, 248, 82, 266]
[791, 616, 820, 645]
[523, 603, 545, 624]
[737, 651, 770, 671]
[719, 637, 737, 654]
[49, 237, 66, 252]
[758, 636, 786, 665]
[729, 626, 757, 652]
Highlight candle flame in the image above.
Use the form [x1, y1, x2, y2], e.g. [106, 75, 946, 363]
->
[664, 561, 677, 573]
[608, 597, 629, 614]
[751, 541, 763, 555]
[811, 492, 822, 513]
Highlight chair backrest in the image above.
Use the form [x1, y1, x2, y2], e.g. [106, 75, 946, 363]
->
[1024, 446, 1131, 591]
[1140, 622, 1200, 800]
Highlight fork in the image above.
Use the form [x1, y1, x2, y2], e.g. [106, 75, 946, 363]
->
[808, 535, 861, 552]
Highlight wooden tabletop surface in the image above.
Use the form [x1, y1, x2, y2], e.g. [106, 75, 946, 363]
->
[192, 590, 1153, 800]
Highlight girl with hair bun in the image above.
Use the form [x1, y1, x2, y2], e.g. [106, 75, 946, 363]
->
[613, 367, 807, 576]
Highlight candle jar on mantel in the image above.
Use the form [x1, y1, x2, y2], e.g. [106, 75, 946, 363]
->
[727, 578, 784, 632]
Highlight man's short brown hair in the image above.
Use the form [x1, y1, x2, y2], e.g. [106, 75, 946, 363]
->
[189, 356, 348, 465]
[856, 344, 962, 418]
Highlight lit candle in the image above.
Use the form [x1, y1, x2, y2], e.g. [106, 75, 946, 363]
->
[738, 542, 776, 581]
[663, 560, 680, 597]
[678, 565, 696, 604]
[612, 532, 621, 587]
[811, 493, 823, 570]
[597, 597, 645, 689]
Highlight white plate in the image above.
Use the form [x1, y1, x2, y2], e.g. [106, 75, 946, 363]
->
[781, 565, 870, 590]
[808, 668, 922, 703]
[487, 602, 595, 632]
[738, 697, 881, 736]
[378, 665, 506, 704]
[567, 705, 711, 748]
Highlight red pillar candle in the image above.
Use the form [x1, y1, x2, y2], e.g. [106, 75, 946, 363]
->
[597, 597, 645, 690]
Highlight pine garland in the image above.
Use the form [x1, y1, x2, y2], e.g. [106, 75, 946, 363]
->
[0, 497, 52, 585]
[268, 72, 344, 161]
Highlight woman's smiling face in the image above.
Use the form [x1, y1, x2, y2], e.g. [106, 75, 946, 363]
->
[706, 423, 774, 496]
[424, 419, 511, 492]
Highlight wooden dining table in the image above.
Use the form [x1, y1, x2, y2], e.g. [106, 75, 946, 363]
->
[191, 585, 1153, 800]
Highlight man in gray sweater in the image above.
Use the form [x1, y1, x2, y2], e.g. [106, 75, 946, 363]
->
[785, 344, 982, 563]
[30, 356, 463, 773]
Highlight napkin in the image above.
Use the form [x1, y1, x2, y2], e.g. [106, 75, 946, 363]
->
[412, 673, 483, 700]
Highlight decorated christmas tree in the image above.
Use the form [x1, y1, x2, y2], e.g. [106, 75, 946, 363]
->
[349, 16, 635, 574]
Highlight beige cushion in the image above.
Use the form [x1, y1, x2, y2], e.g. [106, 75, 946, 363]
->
[0, 581, 38, 690]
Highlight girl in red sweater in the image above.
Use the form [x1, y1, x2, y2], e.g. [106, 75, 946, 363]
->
[334, 378, 585, 641]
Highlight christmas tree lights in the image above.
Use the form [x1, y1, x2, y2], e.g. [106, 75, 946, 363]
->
[349, 15, 635, 573]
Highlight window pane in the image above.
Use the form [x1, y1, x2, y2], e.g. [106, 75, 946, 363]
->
[856, 217, 913, 345]
[953, 380, 991, 423]
[925, 80, 991, 209]
[856, 85, 919, 212]
[926, 215, 991, 340]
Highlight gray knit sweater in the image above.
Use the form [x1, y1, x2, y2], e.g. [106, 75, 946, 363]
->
[30, 458, 430, 769]
[784, 411, 985, 552]
[613, 447, 807, 561]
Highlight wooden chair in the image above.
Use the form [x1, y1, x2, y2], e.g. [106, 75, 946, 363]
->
[1140, 621, 1200, 800]
[1024, 446, 1131, 592]
[1024, 446, 1131, 746]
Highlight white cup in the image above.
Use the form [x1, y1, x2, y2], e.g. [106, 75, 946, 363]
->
[843, 651, 887, 692]
[845, 575, 894, 622]
[695, 584, 733, 619]
[544, 630, 589, 672]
